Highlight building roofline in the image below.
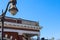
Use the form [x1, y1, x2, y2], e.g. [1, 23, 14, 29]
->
[0, 15, 38, 23]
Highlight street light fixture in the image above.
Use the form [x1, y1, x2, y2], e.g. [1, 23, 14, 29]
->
[1, 0, 18, 40]
[9, 0, 18, 15]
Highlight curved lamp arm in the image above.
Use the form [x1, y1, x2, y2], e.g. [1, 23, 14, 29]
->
[1, 2, 11, 17]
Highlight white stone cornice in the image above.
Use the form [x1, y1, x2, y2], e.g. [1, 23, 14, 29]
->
[0, 22, 40, 30]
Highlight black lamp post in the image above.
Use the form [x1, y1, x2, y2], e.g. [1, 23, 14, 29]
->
[1, 0, 18, 40]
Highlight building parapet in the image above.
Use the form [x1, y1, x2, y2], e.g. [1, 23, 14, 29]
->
[0, 22, 40, 31]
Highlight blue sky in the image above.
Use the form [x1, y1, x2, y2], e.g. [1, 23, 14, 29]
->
[0, 0, 60, 39]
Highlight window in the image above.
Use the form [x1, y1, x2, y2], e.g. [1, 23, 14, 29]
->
[5, 34, 8, 38]
[10, 36, 13, 39]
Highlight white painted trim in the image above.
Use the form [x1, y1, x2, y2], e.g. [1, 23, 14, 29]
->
[0, 22, 40, 30]
[0, 28, 39, 35]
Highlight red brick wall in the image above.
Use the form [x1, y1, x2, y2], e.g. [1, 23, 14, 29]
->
[3, 32, 23, 40]
[18, 35, 23, 40]
[5, 18, 22, 24]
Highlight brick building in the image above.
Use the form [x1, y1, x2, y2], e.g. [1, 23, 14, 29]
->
[0, 16, 41, 40]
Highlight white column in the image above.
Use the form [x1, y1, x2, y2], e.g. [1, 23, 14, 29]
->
[37, 31, 40, 40]
[37, 36, 40, 40]
[28, 37, 31, 40]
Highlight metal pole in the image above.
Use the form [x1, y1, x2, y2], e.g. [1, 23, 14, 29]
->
[1, 10, 4, 40]
[1, 2, 10, 40]
[1, 15, 4, 40]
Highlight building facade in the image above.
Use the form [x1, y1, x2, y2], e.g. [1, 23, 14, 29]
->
[0, 17, 41, 40]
